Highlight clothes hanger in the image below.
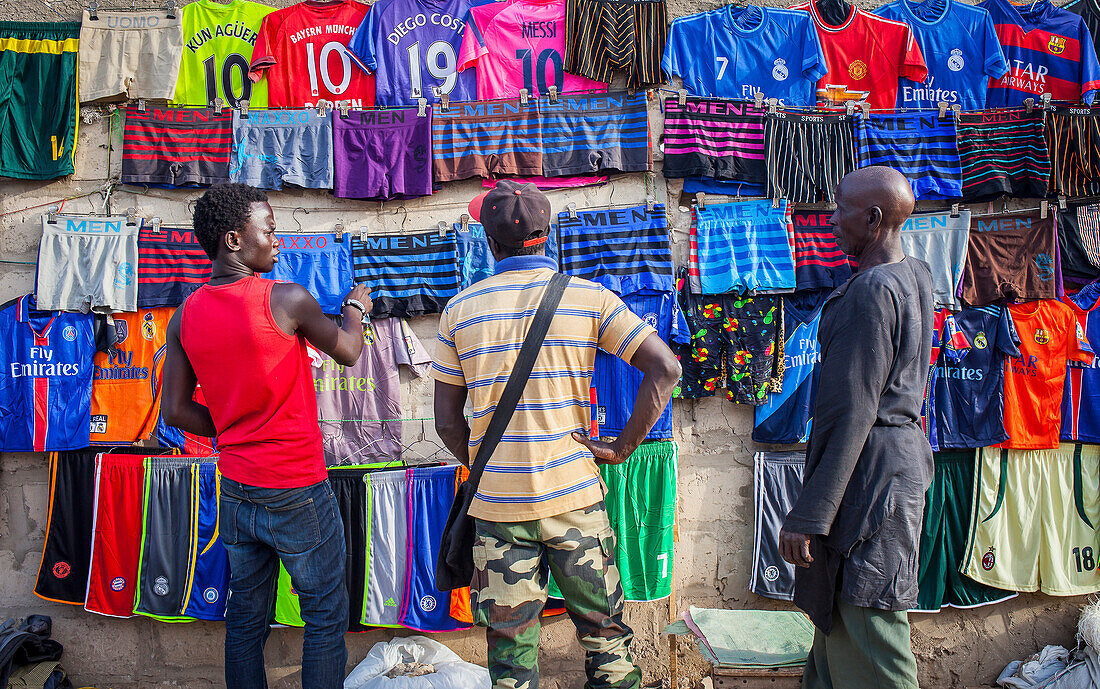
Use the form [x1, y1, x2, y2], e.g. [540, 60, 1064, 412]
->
[814, 0, 852, 26]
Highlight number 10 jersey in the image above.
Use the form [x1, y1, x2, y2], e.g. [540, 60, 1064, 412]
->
[174, 0, 275, 108]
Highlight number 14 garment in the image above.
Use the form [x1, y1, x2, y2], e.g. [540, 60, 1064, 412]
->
[174, 0, 274, 107]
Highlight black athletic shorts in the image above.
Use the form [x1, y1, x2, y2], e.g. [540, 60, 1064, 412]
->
[764, 110, 856, 204]
[1047, 106, 1100, 198]
[330, 466, 371, 632]
[1059, 203, 1100, 291]
[564, 0, 666, 90]
[956, 109, 1050, 201]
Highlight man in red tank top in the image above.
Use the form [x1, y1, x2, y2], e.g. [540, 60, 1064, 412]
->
[162, 183, 372, 689]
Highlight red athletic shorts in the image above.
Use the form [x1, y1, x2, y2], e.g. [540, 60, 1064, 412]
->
[85, 454, 147, 617]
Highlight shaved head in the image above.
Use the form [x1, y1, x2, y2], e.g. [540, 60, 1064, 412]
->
[828, 166, 913, 270]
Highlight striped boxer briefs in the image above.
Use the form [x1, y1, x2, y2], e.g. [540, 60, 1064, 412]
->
[764, 110, 856, 204]
[564, 0, 667, 89]
[692, 200, 796, 295]
[362, 468, 409, 627]
[1047, 106, 1100, 198]
[121, 105, 231, 187]
[351, 231, 460, 319]
[855, 112, 962, 200]
[790, 210, 854, 291]
[137, 224, 211, 308]
[431, 98, 542, 182]
[557, 204, 674, 295]
[334, 107, 433, 200]
[956, 109, 1050, 201]
[1057, 203, 1100, 289]
[540, 91, 651, 177]
[662, 97, 765, 188]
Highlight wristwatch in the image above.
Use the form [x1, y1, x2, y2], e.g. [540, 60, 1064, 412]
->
[342, 297, 370, 324]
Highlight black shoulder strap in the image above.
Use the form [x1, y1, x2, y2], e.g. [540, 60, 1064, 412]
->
[466, 272, 570, 489]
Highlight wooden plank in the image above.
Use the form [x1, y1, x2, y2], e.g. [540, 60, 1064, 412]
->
[712, 666, 804, 678]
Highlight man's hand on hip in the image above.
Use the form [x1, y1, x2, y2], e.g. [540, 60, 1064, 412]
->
[571, 432, 632, 466]
[779, 529, 814, 568]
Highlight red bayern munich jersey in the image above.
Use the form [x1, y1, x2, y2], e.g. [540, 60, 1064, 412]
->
[249, 0, 375, 109]
[791, 0, 927, 109]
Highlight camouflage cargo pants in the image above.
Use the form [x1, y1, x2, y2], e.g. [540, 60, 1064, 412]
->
[472, 501, 641, 689]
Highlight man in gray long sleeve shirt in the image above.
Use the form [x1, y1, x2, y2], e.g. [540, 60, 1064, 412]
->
[779, 167, 934, 689]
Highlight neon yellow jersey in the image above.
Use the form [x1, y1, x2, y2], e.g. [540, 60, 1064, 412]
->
[173, 0, 274, 108]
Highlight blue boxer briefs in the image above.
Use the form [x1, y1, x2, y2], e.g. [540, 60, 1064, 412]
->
[230, 109, 334, 190]
[261, 233, 352, 315]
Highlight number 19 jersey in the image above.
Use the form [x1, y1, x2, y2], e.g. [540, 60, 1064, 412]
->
[348, 0, 493, 107]
[174, 0, 275, 107]
[458, 0, 606, 99]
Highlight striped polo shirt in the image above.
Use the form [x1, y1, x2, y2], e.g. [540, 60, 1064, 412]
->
[432, 254, 655, 521]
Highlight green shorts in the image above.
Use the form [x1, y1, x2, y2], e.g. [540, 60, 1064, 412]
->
[551, 440, 678, 602]
[0, 22, 79, 180]
[914, 451, 1015, 612]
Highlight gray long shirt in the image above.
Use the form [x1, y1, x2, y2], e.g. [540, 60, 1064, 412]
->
[783, 256, 934, 633]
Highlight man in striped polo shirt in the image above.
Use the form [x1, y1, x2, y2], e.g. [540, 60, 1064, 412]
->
[433, 181, 681, 689]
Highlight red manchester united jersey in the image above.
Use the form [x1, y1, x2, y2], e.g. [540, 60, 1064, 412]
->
[792, 1, 927, 109]
[249, 0, 375, 108]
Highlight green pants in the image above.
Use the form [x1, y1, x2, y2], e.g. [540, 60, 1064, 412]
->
[472, 501, 641, 689]
[803, 601, 919, 689]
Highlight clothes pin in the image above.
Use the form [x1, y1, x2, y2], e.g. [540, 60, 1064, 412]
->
[1059, 195, 1068, 210]
[334, 223, 345, 242]
[1041, 200, 1049, 219]
[239, 99, 249, 118]
[696, 192, 706, 210]
[754, 92, 765, 109]
[213, 97, 224, 115]
[339, 102, 350, 118]
[767, 98, 778, 115]
[166, 0, 177, 18]
[520, 88, 529, 106]
[46, 206, 59, 224]
[861, 102, 871, 117]
[137, 99, 147, 113]
[567, 202, 578, 219]
[360, 227, 368, 242]
[772, 196, 780, 209]
[548, 85, 558, 103]
[440, 93, 450, 112]
[950, 203, 960, 218]
[677, 90, 687, 106]
[438, 221, 447, 237]
[417, 98, 428, 117]
[1025, 97, 1035, 113]
[150, 216, 162, 233]
[460, 213, 470, 232]
[87, 0, 98, 20]
[126, 208, 139, 226]
[846, 101, 857, 116]
[317, 100, 329, 117]
[938, 101, 949, 119]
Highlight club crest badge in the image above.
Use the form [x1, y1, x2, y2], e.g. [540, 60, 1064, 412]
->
[772, 58, 789, 81]
[948, 48, 965, 72]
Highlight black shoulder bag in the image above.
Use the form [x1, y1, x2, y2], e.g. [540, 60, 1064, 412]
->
[435, 272, 571, 591]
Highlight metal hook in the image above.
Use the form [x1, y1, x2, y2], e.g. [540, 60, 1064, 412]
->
[393, 205, 409, 234]
[607, 180, 618, 206]
[292, 207, 308, 233]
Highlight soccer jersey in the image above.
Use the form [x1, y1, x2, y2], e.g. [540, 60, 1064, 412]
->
[1062, 283, 1100, 442]
[980, 0, 1100, 106]
[90, 308, 172, 445]
[898, 211, 970, 310]
[593, 291, 689, 440]
[174, 0, 274, 107]
[556, 204, 674, 296]
[789, 210, 855, 291]
[931, 306, 1019, 450]
[348, 0, 491, 106]
[310, 316, 430, 466]
[791, 1, 927, 109]
[662, 6, 826, 105]
[261, 232, 352, 315]
[249, 0, 376, 109]
[753, 291, 825, 444]
[875, 0, 1007, 110]
[457, 0, 607, 100]
[1002, 299, 1093, 449]
[0, 295, 94, 452]
[856, 112, 962, 201]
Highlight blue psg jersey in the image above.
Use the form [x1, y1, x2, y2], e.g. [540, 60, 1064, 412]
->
[594, 291, 689, 440]
[875, 0, 1008, 110]
[348, 0, 492, 106]
[0, 295, 94, 452]
[1062, 283, 1100, 441]
[753, 291, 825, 444]
[663, 5, 826, 105]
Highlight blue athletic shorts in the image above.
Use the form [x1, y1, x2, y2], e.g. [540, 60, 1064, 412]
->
[262, 233, 352, 316]
[182, 460, 229, 620]
[230, 109, 334, 190]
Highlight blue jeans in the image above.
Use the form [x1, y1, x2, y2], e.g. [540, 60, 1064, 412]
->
[219, 477, 348, 689]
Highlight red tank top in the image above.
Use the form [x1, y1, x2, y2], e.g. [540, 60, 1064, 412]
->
[180, 276, 326, 488]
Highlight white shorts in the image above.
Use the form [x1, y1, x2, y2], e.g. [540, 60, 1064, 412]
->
[78, 10, 183, 103]
[37, 214, 138, 313]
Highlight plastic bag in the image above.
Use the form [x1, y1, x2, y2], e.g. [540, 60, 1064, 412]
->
[344, 636, 490, 689]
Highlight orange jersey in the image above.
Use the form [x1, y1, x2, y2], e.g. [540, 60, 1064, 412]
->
[90, 308, 173, 444]
[1001, 300, 1093, 449]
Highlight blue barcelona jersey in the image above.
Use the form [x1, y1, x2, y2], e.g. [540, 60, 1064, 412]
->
[1063, 283, 1100, 441]
[262, 233, 353, 316]
[594, 291, 689, 440]
[182, 460, 229, 621]
[0, 295, 94, 452]
[753, 292, 825, 444]
[663, 6, 826, 105]
[875, 0, 1008, 110]
[348, 0, 492, 107]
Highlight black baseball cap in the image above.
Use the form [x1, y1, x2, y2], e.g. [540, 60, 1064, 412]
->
[468, 180, 551, 248]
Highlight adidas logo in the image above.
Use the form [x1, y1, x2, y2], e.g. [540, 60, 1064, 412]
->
[384, 597, 398, 607]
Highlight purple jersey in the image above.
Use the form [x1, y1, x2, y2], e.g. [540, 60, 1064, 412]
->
[347, 0, 492, 107]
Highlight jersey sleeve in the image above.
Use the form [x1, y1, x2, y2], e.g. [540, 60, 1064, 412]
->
[457, 9, 488, 73]
[397, 318, 432, 377]
[431, 306, 466, 386]
[996, 307, 1021, 358]
[1068, 307, 1095, 364]
[347, 10, 376, 74]
[596, 287, 656, 363]
[1078, 23, 1100, 104]
[980, 10, 1009, 79]
[661, 19, 690, 84]
[801, 16, 828, 82]
[248, 10, 280, 82]
[899, 24, 928, 83]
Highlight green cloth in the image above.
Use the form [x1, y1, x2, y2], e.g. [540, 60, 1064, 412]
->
[685, 606, 814, 669]
[803, 600, 918, 689]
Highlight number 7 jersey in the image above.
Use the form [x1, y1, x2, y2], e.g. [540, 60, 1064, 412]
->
[249, 0, 376, 109]
[174, 0, 275, 107]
